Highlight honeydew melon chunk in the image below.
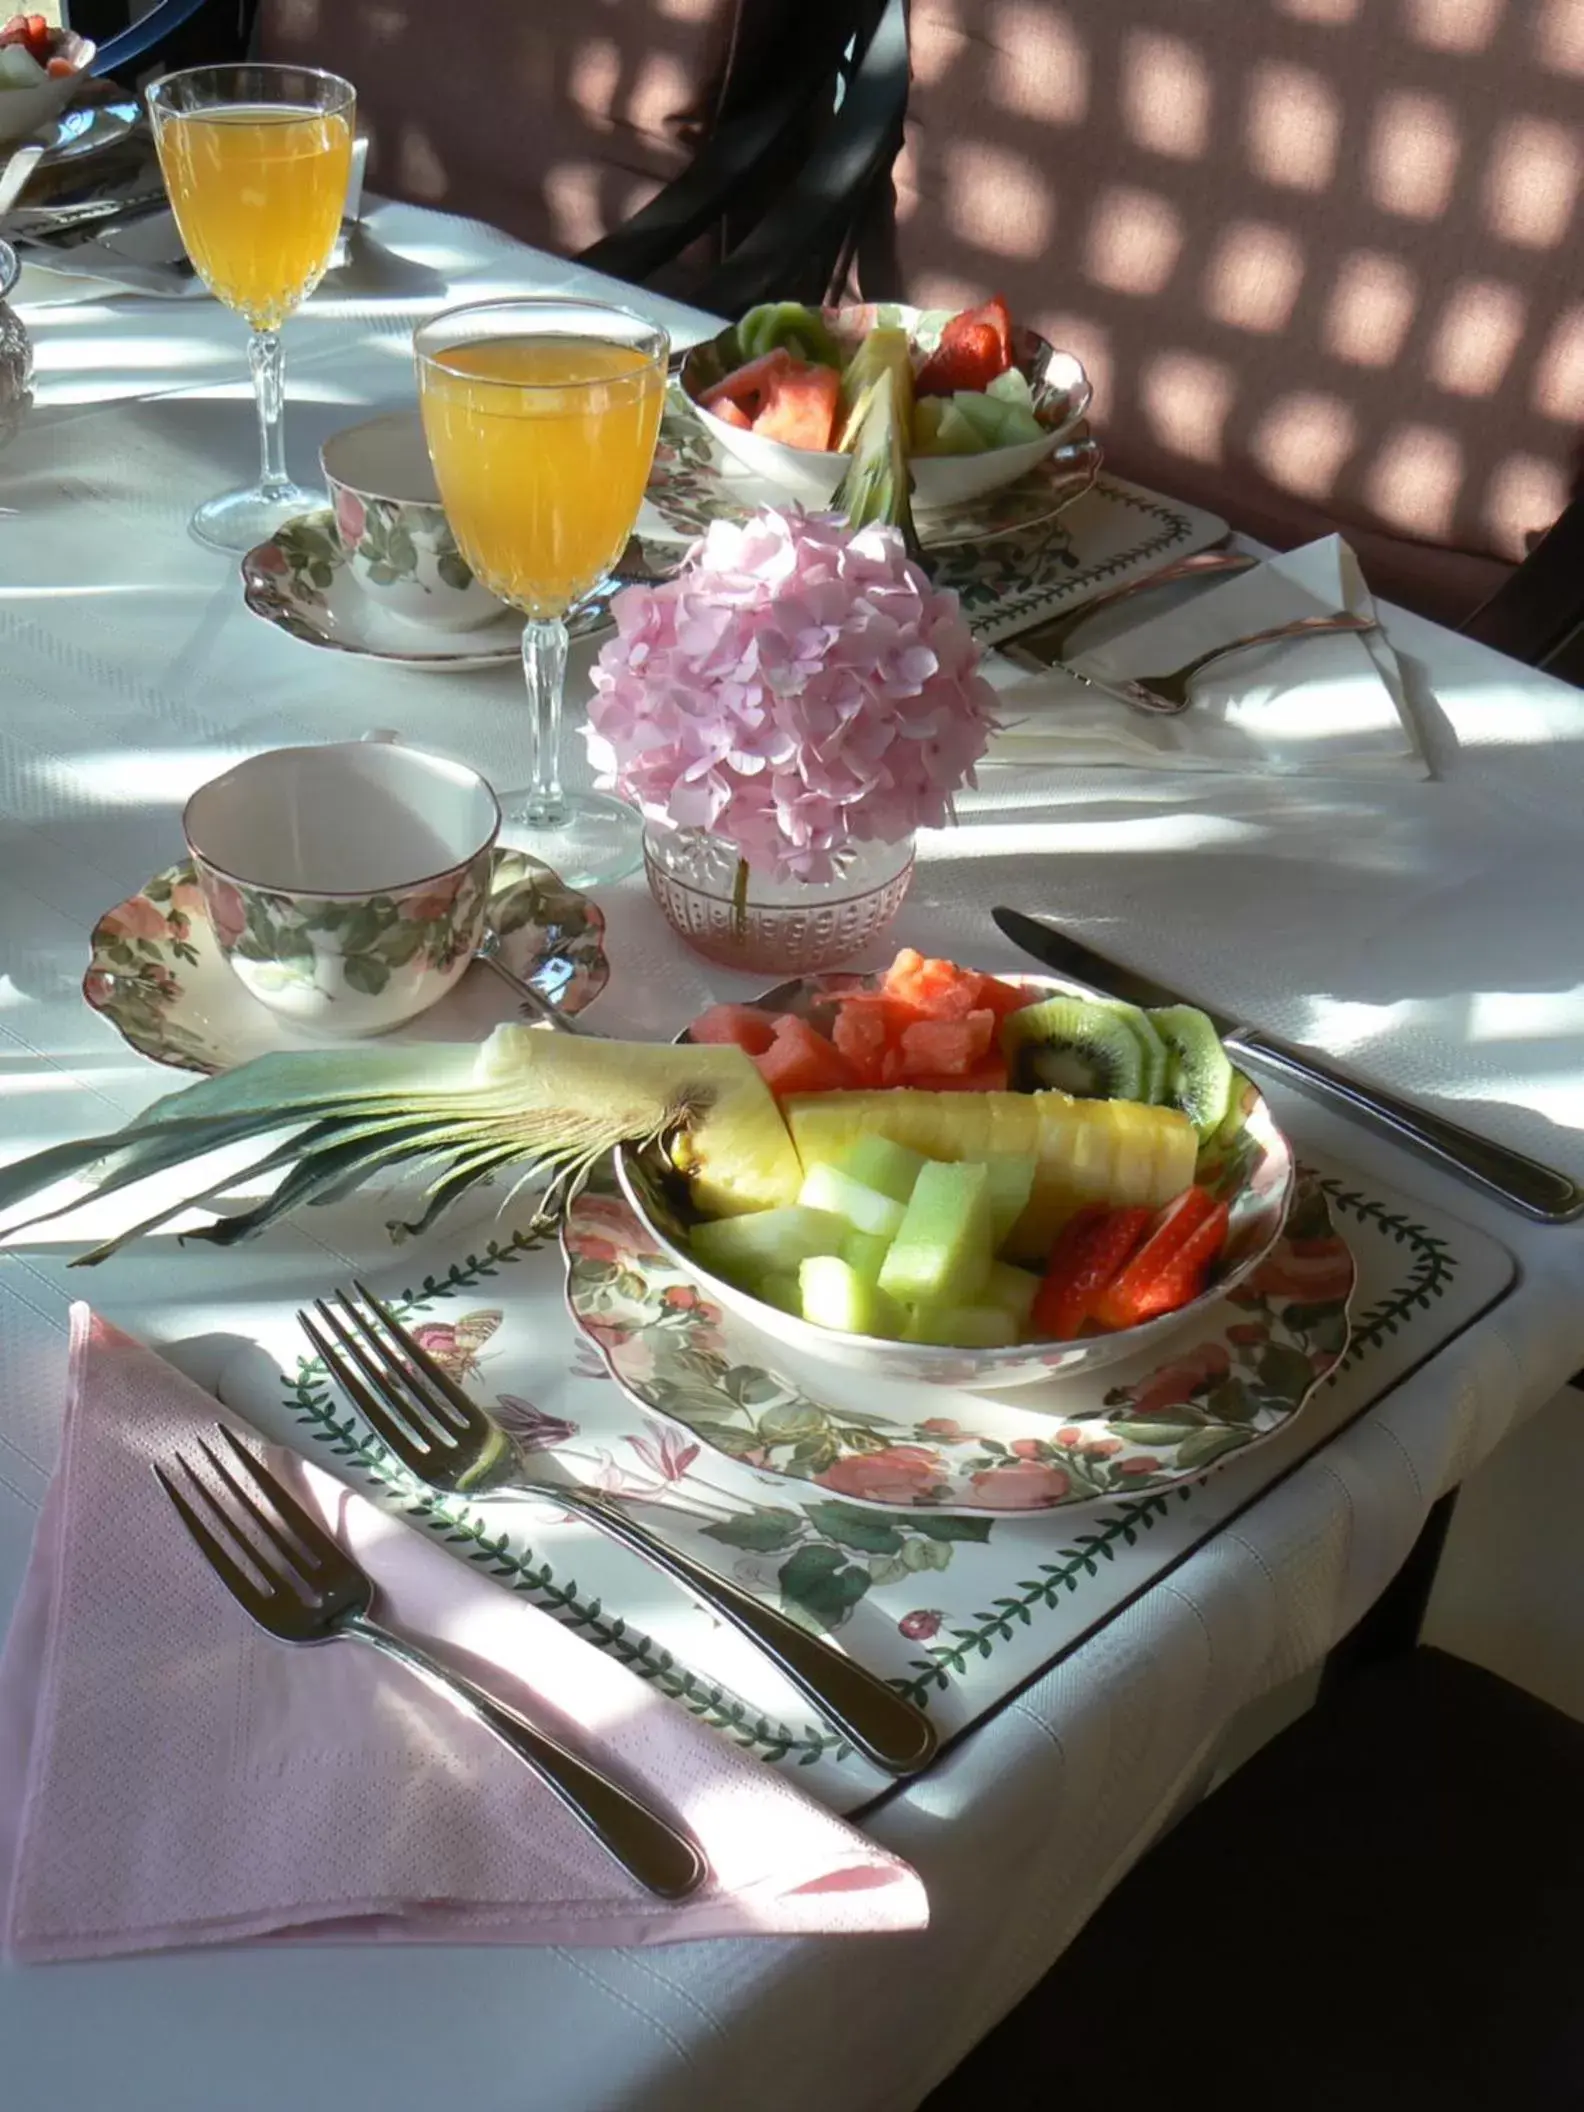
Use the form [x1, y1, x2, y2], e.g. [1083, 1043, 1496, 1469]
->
[785, 1089, 1197, 1263]
[986, 368, 1035, 411]
[0, 45, 45, 88]
[904, 1302, 1020, 1348]
[877, 1160, 993, 1305]
[759, 1271, 804, 1315]
[839, 1226, 892, 1283]
[797, 1162, 907, 1240]
[951, 389, 1044, 449]
[799, 1255, 905, 1338]
[929, 402, 988, 455]
[836, 1134, 927, 1205]
[950, 390, 1010, 445]
[982, 1259, 1041, 1327]
[977, 1155, 1036, 1250]
[690, 1203, 845, 1283]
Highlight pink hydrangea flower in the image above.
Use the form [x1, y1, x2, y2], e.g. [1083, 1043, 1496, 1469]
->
[585, 510, 998, 883]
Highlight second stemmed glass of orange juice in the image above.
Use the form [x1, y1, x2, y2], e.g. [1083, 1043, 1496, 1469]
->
[149, 65, 355, 553]
[415, 299, 669, 888]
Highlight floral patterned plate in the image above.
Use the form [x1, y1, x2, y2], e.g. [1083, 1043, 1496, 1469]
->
[563, 1170, 1356, 1516]
[241, 512, 644, 670]
[84, 848, 608, 1074]
[641, 389, 1102, 550]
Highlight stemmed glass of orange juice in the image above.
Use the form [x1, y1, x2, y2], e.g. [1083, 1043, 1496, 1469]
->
[148, 65, 355, 553]
[415, 298, 669, 888]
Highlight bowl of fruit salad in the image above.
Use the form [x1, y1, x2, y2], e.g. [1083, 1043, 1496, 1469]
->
[680, 300, 1092, 512]
[615, 950, 1296, 1391]
[0, 15, 93, 145]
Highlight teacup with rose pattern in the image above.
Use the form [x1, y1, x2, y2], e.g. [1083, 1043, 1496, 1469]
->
[183, 741, 501, 1036]
[320, 411, 508, 632]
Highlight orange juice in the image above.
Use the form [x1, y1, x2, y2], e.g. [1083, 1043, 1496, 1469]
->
[417, 337, 666, 618]
[156, 104, 353, 330]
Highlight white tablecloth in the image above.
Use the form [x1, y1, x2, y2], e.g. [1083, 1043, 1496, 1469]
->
[2, 199, 1582, 2112]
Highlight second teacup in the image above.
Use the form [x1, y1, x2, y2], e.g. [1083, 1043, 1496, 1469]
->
[320, 410, 507, 632]
[183, 740, 501, 1036]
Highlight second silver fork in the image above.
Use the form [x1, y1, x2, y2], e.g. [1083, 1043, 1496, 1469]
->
[299, 1286, 939, 1779]
[1003, 609, 1381, 715]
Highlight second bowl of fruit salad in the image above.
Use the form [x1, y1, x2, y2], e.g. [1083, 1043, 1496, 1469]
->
[615, 953, 1297, 1391]
[680, 301, 1092, 511]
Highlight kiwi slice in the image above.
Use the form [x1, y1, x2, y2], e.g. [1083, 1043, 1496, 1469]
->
[1149, 1004, 1235, 1139]
[999, 996, 1146, 1100]
[1106, 1003, 1169, 1103]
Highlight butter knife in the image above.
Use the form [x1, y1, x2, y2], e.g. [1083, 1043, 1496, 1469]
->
[992, 906, 1584, 1223]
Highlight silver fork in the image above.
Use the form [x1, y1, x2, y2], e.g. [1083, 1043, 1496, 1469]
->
[299, 1285, 939, 1779]
[154, 1423, 709, 1900]
[1010, 544, 1258, 662]
[1004, 610, 1382, 716]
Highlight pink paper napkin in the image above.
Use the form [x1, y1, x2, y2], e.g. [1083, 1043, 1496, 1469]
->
[0, 1308, 927, 1961]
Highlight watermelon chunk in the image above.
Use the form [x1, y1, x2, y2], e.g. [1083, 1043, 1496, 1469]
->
[897, 1009, 996, 1077]
[699, 347, 795, 418]
[712, 398, 752, 430]
[977, 975, 1035, 1023]
[753, 1013, 858, 1098]
[830, 1000, 890, 1083]
[886, 1056, 1010, 1092]
[752, 362, 841, 451]
[882, 949, 987, 1018]
[687, 1003, 779, 1055]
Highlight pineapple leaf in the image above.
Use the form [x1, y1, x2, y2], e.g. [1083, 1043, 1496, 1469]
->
[834, 368, 925, 569]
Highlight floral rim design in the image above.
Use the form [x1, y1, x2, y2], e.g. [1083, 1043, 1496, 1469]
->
[562, 1172, 1355, 1515]
[193, 843, 493, 1011]
[268, 1171, 1473, 1770]
[83, 847, 609, 1074]
[241, 511, 632, 665]
[331, 486, 474, 593]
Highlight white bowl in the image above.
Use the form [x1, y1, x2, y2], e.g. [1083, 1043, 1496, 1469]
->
[182, 740, 501, 1038]
[0, 30, 94, 146]
[617, 970, 1296, 1391]
[680, 303, 1092, 512]
[320, 410, 508, 633]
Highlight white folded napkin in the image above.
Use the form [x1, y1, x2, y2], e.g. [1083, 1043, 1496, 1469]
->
[16, 216, 205, 302]
[984, 536, 1427, 777]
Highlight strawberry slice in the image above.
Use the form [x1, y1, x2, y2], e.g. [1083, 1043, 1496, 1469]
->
[1092, 1188, 1230, 1329]
[1032, 1204, 1153, 1340]
[915, 324, 1005, 398]
[944, 296, 1014, 368]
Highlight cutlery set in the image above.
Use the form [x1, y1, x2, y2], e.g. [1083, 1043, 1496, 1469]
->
[159, 1284, 939, 1900]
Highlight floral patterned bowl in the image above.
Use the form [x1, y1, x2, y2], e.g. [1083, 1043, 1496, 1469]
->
[616, 970, 1297, 1392]
[182, 740, 500, 1038]
[320, 411, 507, 633]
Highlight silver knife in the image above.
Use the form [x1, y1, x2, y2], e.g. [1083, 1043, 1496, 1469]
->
[992, 905, 1584, 1224]
[997, 638, 1169, 716]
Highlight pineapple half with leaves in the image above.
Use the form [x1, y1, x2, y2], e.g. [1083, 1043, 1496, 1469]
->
[0, 1027, 803, 1265]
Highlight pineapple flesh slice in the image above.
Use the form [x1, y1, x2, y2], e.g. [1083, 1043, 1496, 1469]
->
[474, 1026, 803, 1217]
[785, 1088, 1197, 1261]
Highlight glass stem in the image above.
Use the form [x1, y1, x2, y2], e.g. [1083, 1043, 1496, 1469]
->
[249, 327, 289, 500]
[521, 617, 570, 828]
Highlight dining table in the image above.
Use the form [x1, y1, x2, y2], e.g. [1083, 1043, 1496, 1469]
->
[2, 191, 1583, 2112]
